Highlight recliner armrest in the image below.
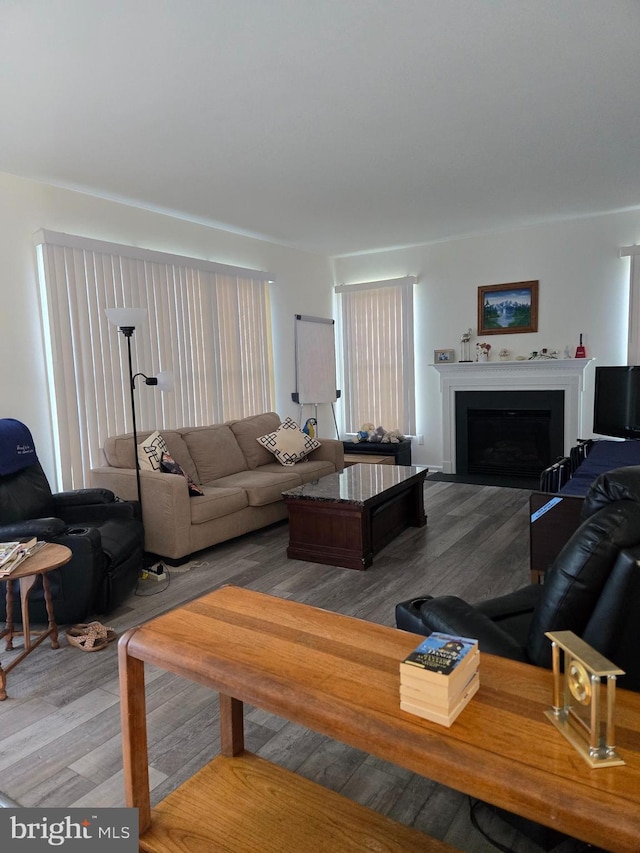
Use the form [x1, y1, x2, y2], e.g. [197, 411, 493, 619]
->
[0, 517, 67, 539]
[61, 501, 140, 524]
[52, 488, 115, 509]
[419, 596, 529, 662]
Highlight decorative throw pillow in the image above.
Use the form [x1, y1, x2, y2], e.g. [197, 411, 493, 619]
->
[256, 417, 321, 466]
[160, 452, 204, 496]
[137, 431, 170, 471]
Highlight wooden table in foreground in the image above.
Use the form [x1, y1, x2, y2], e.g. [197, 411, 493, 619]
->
[282, 463, 428, 570]
[0, 542, 71, 700]
[119, 585, 640, 853]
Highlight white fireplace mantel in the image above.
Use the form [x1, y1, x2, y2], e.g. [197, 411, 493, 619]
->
[432, 359, 594, 474]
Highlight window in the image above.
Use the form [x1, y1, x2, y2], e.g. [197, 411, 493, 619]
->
[622, 244, 640, 364]
[36, 230, 275, 489]
[336, 276, 416, 435]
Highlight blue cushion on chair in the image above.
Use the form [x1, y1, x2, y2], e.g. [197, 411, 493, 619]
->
[0, 419, 39, 475]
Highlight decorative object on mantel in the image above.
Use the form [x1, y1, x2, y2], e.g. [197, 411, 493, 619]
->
[459, 328, 473, 362]
[575, 333, 586, 358]
[476, 342, 491, 362]
[478, 280, 539, 335]
[499, 348, 510, 361]
[434, 348, 455, 363]
[529, 348, 560, 360]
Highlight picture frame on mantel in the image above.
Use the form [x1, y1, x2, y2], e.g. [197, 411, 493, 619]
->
[434, 348, 455, 363]
[478, 280, 539, 335]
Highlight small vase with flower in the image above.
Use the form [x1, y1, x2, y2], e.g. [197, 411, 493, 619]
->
[476, 342, 491, 362]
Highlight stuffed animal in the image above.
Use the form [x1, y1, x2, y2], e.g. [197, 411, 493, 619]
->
[302, 418, 317, 438]
[381, 429, 405, 444]
[367, 425, 386, 443]
[354, 422, 375, 442]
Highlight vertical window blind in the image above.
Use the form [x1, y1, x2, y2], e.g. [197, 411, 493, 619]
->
[335, 276, 416, 435]
[622, 245, 640, 364]
[35, 230, 275, 490]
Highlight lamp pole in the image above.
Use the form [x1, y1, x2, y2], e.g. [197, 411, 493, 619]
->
[120, 326, 142, 510]
[105, 307, 173, 550]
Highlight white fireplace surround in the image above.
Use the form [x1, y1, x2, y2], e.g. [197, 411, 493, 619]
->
[433, 359, 594, 474]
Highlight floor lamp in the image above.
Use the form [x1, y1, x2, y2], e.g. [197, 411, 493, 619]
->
[105, 308, 173, 513]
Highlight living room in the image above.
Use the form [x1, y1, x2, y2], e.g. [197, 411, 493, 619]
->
[1, 3, 640, 851]
[1, 3, 640, 482]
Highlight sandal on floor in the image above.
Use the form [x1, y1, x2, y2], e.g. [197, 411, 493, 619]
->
[65, 626, 108, 652]
[69, 621, 117, 643]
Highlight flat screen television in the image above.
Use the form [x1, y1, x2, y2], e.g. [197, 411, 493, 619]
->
[593, 365, 640, 439]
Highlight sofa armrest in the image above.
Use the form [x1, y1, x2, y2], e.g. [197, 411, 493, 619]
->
[90, 467, 139, 503]
[91, 466, 192, 559]
[308, 438, 344, 472]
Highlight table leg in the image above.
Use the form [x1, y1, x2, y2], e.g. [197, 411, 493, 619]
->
[118, 630, 151, 832]
[4, 580, 14, 651]
[219, 694, 244, 756]
[41, 574, 59, 649]
[18, 574, 39, 652]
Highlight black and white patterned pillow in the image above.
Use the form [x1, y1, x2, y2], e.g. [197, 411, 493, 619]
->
[256, 417, 321, 466]
[137, 431, 169, 471]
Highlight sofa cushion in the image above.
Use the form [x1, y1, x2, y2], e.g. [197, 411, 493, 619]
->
[256, 417, 321, 466]
[211, 470, 302, 506]
[160, 452, 204, 496]
[137, 431, 169, 471]
[228, 412, 282, 469]
[257, 460, 335, 483]
[182, 425, 248, 482]
[189, 486, 249, 524]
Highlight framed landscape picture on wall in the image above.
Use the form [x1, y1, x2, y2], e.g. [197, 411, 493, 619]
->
[478, 280, 539, 335]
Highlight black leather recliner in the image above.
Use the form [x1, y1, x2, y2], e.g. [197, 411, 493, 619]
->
[0, 419, 144, 625]
[396, 465, 640, 693]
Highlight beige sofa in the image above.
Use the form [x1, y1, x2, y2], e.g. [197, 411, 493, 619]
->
[90, 412, 343, 563]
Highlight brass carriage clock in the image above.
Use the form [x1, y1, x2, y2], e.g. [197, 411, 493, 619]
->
[545, 631, 625, 768]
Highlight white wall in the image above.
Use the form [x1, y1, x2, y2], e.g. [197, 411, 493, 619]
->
[3, 169, 640, 482]
[0, 173, 335, 486]
[333, 211, 640, 469]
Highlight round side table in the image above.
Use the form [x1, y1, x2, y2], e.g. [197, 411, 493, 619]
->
[0, 542, 72, 700]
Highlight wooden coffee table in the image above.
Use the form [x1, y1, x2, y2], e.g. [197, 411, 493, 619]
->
[283, 464, 428, 569]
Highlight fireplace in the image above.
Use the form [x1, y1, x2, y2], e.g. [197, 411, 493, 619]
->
[432, 359, 593, 475]
[455, 390, 565, 478]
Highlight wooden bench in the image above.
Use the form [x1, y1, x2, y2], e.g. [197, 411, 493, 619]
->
[138, 751, 459, 852]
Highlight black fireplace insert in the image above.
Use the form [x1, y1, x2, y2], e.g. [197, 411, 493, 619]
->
[455, 390, 564, 478]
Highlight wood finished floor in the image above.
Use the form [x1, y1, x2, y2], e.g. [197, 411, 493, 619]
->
[0, 481, 596, 852]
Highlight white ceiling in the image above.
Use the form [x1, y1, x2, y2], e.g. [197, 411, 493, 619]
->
[2, 0, 639, 257]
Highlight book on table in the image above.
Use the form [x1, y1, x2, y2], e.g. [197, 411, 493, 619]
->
[400, 670, 480, 727]
[400, 669, 480, 713]
[0, 537, 42, 576]
[399, 632, 480, 726]
[400, 632, 479, 688]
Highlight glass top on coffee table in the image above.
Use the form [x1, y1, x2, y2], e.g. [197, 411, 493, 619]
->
[282, 464, 428, 505]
